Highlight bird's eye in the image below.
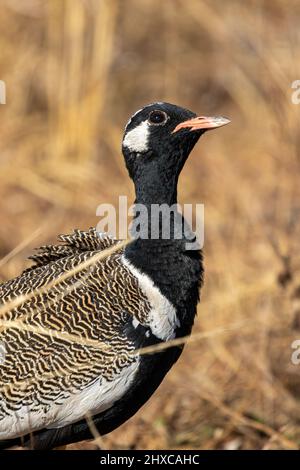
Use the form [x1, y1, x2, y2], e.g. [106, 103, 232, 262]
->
[148, 110, 168, 125]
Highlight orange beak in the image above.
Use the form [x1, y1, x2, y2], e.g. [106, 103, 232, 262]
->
[172, 115, 230, 133]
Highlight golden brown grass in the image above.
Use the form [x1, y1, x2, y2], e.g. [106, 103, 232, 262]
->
[1, 0, 300, 450]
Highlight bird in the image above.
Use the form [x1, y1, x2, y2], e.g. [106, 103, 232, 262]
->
[0, 102, 229, 449]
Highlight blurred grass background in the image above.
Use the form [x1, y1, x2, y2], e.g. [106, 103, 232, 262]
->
[1, 0, 300, 450]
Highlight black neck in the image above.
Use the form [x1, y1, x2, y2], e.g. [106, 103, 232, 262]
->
[125, 204, 203, 332]
[123, 134, 203, 331]
[133, 161, 178, 206]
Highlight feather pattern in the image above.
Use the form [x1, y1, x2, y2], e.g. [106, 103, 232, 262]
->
[0, 228, 163, 438]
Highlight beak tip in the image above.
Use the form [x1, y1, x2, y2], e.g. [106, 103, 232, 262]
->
[213, 116, 231, 127]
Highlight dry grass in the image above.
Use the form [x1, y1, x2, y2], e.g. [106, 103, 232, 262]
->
[1, 0, 300, 450]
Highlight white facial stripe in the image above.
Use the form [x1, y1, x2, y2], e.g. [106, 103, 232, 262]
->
[123, 120, 150, 153]
[125, 107, 143, 128]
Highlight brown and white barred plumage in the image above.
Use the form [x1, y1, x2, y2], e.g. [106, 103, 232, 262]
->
[0, 229, 154, 436]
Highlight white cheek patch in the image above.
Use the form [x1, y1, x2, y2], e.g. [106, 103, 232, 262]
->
[123, 120, 150, 153]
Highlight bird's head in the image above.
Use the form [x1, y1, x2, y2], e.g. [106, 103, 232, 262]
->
[122, 102, 230, 204]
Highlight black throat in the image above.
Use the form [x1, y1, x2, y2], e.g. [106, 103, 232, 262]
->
[124, 157, 203, 333]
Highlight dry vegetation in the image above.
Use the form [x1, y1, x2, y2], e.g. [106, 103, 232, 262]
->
[1, 0, 300, 450]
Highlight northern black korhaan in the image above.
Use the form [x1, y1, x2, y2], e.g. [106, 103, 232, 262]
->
[0, 102, 229, 449]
